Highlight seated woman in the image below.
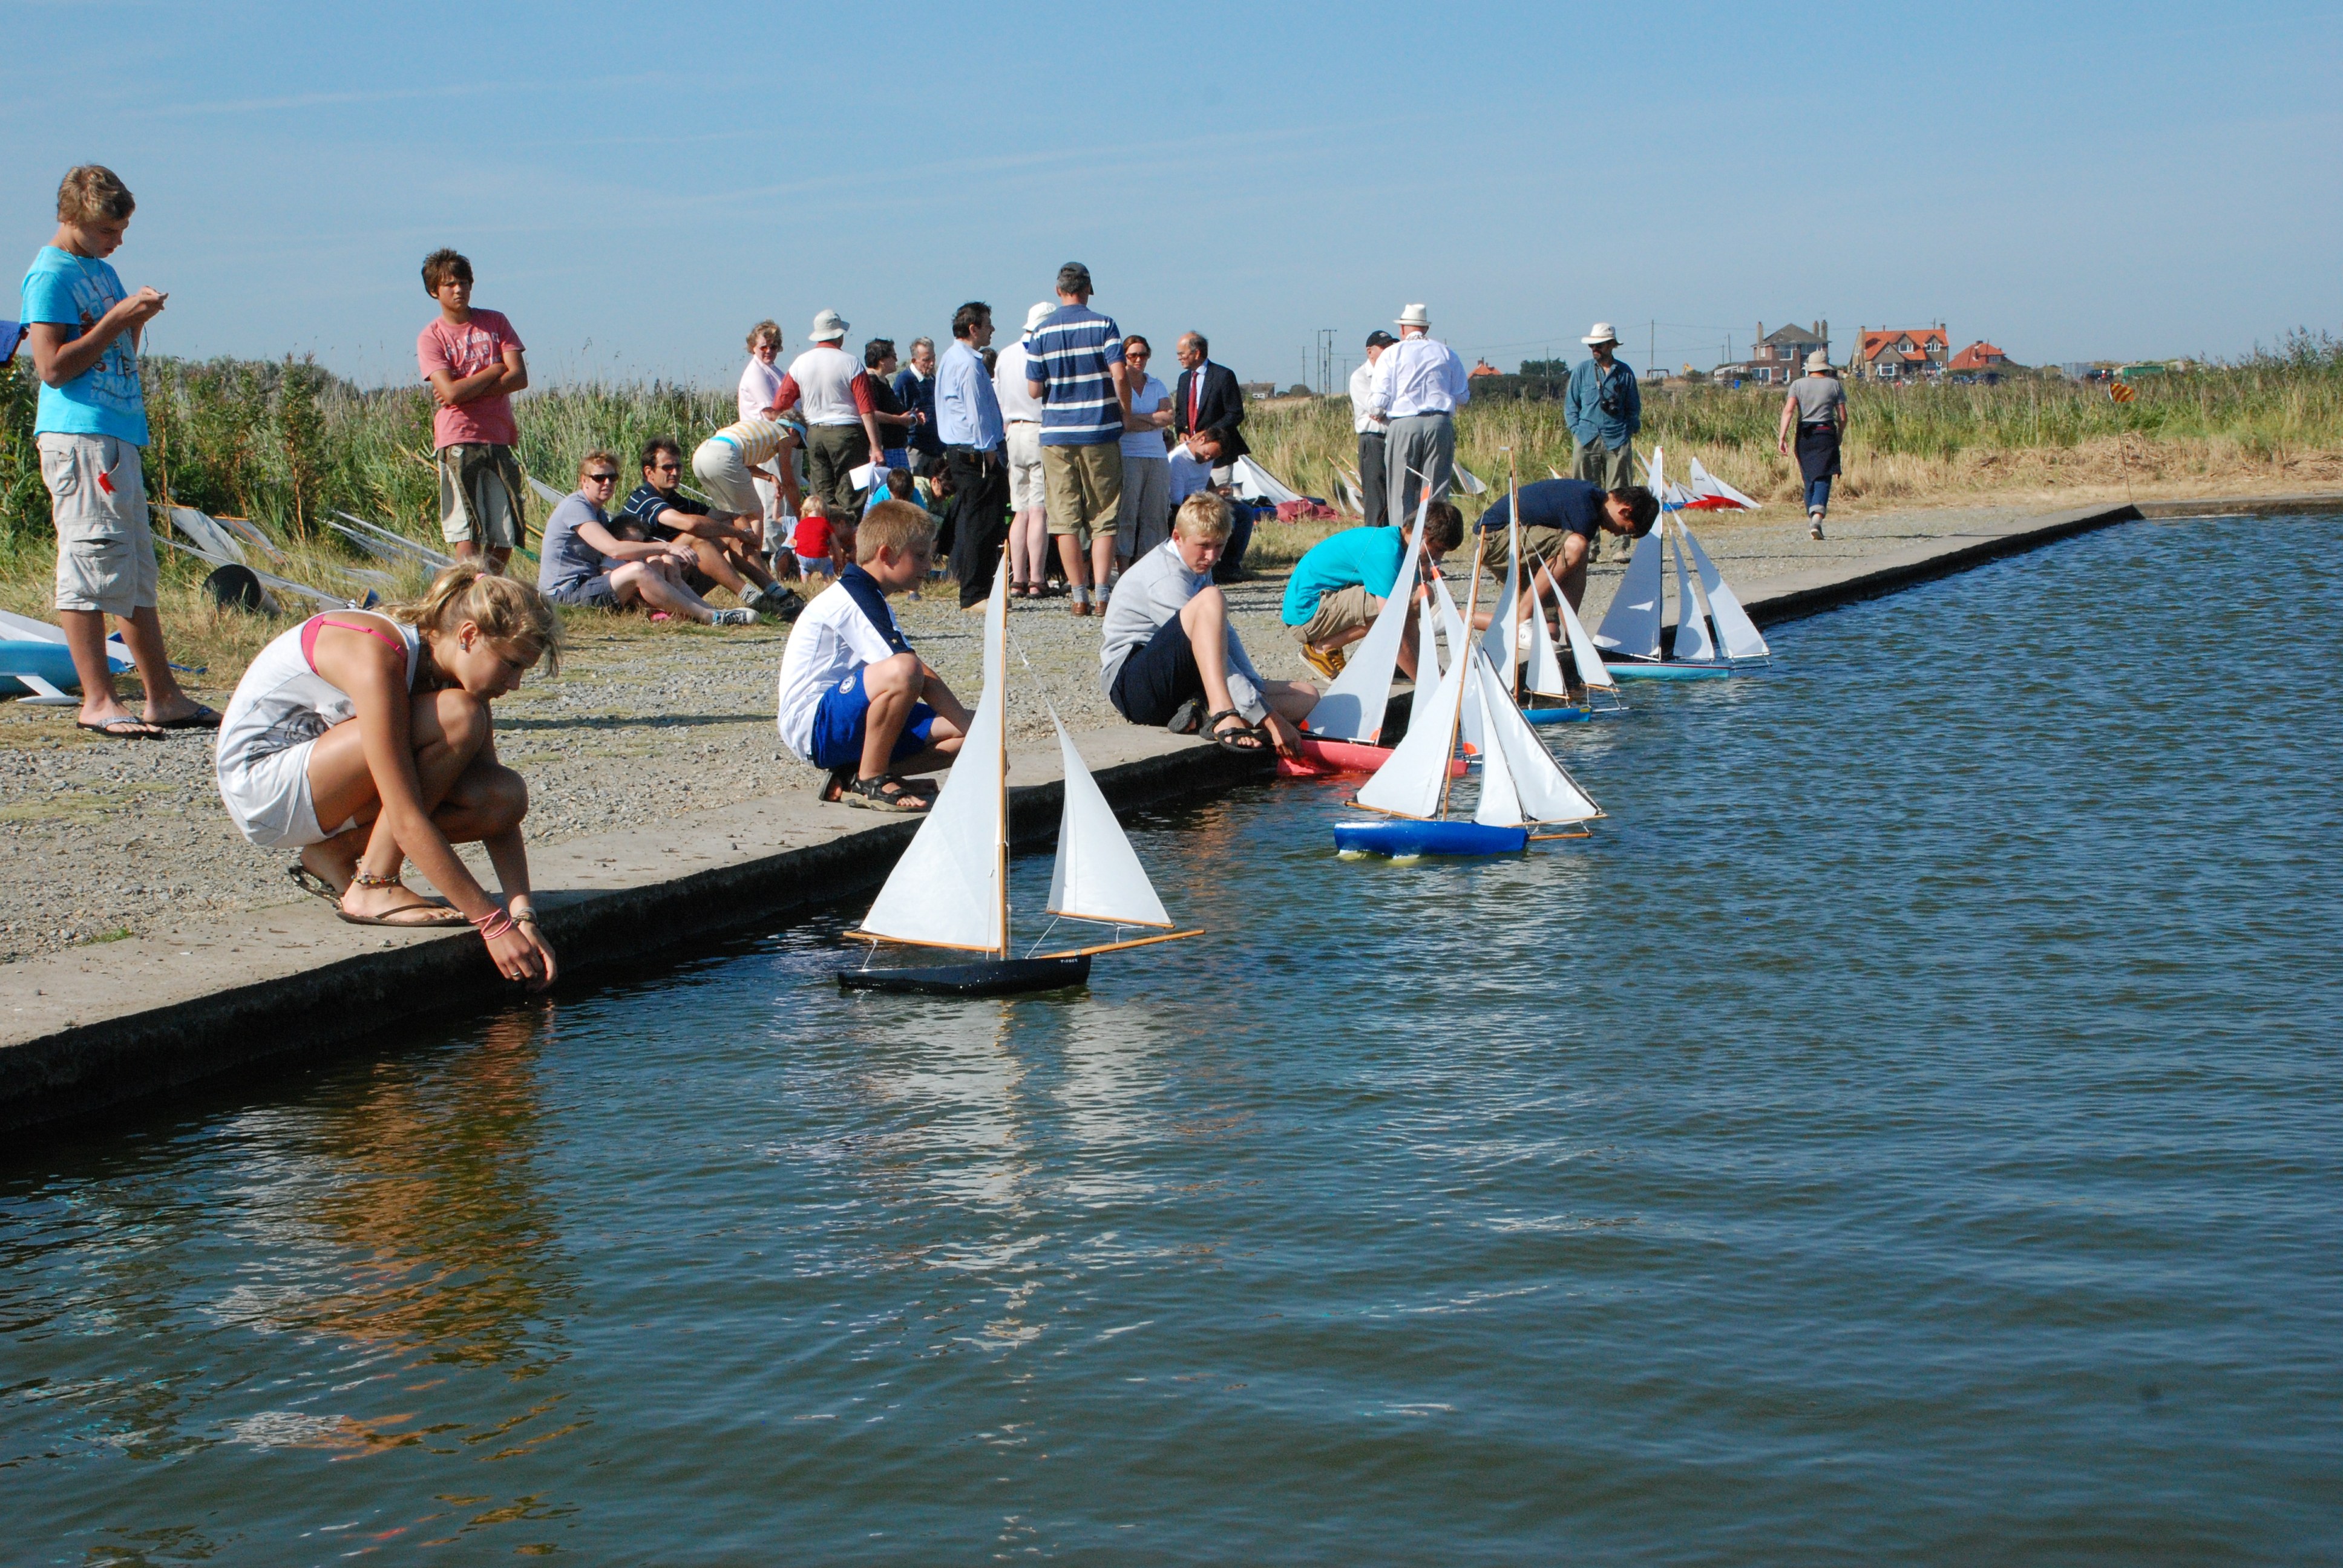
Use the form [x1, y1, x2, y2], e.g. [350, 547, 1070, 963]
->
[540, 450, 758, 626]
[214, 564, 563, 988]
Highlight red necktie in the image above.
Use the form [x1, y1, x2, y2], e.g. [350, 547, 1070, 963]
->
[1188, 371, 1201, 430]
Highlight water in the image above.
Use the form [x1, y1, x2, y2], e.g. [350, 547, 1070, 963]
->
[5, 517, 2339, 1565]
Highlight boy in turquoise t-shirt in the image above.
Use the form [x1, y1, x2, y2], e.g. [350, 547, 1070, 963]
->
[1279, 501, 1463, 684]
[19, 165, 213, 737]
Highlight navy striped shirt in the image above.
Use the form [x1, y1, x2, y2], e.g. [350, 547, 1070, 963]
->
[1026, 304, 1125, 446]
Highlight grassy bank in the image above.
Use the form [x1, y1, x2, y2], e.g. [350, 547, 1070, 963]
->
[4, 336, 2340, 609]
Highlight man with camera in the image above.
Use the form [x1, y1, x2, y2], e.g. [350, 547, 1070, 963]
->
[1565, 322, 1641, 492]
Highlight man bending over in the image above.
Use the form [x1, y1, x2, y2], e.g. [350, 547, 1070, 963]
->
[1100, 492, 1316, 757]
[1478, 478, 1659, 616]
[1281, 500, 1464, 682]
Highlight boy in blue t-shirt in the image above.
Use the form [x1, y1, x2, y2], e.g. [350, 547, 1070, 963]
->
[1280, 501, 1464, 684]
[19, 165, 214, 737]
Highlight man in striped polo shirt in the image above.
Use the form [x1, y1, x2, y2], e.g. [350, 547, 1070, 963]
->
[1024, 262, 1131, 616]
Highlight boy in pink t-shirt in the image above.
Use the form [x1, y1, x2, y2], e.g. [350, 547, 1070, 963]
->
[416, 248, 528, 572]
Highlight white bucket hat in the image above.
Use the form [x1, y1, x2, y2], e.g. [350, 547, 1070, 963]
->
[1805, 350, 1831, 373]
[1024, 301, 1055, 335]
[810, 309, 848, 342]
[1395, 302, 1430, 327]
[1582, 322, 1620, 347]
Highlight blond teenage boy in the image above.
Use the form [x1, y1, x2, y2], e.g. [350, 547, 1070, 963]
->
[775, 502, 972, 812]
[416, 249, 528, 572]
[1099, 492, 1316, 757]
[21, 164, 214, 737]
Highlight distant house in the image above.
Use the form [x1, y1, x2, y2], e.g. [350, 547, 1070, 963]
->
[1947, 341, 2008, 374]
[1852, 325, 1951, 382]
[1468, 358, 1501, 379]
[1749, 320, 1829, 385]
[1240, 381, 1277, 401]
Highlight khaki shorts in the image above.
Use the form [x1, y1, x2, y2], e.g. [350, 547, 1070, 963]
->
[1290, 583, 1378, 646]
[438, 443, 525, 549]
[1006, 423, 1046, 510]
[1042, 441, 1122, 539]
[39, 433, 158, 617]
[1510, 523, 1589, 577]
[691, 434, 765, 517]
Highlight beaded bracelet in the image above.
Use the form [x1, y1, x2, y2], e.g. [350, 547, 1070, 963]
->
[472, 909, 515, 943]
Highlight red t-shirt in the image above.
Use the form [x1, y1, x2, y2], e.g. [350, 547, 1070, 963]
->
[417, 309, 525, 449]
[793, 513, 834, 559]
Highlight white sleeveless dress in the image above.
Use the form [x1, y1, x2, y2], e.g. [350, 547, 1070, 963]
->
[215, 612, 422, 848]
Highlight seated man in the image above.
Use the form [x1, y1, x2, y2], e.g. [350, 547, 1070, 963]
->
[1478, 477, 1659, 616]
[538, 450, 759, 626]
[1100, 492, 1316, 757]
[1281, 500, 1465, 683]
[621, 437, 796, 618]
[776, 501, 973, 812]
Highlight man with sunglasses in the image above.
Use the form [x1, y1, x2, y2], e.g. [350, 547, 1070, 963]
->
[540, 451, 758, 626]
[620, 436, 795, 616]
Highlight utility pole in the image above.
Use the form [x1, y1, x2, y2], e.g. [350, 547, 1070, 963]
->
[1318, 328, 1335, 396]
[1649, 319, 1656, 379]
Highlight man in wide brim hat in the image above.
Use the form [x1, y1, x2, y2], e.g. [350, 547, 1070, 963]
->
[1366, 303, 1472, 524]
[1565, 321, 1641, 500]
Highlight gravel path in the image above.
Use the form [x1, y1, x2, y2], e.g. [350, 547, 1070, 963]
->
[0, 503, 2045, 963]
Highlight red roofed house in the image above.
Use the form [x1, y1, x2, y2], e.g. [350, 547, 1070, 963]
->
[1947, 341, 2008, 374]
[1852, 325, 1950, 382]
[1468, 358, 1501, 378]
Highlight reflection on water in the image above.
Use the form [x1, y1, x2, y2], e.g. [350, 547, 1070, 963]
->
[5, 517, 2343, 1564]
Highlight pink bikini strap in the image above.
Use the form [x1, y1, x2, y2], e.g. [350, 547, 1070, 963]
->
[300, 615, 408, 671]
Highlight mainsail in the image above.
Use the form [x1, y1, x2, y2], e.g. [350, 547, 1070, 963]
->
[1045, 714, 1173, 929]
[1356, 617, 1473, 820]
[1677, 521, 1771, 661]
[1593, 529, 1664, 658]
[1474, 658, 1603, 825]
[854, 565, 1009, 953]
[1549, 572, 1618, 691]
[1670, 524, 1719, 662]
[1469, 663, 1525, 827]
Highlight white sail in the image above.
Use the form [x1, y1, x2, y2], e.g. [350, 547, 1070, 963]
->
[1304, 499, 1427, 742]
[1524, 577, 1571, 697]
[1477, 521, 1520, 674]
[1452, 462, 1488, 496]
[1045, 713, 1173, 929]
[1550, 573, 1617, 690]
[1469, 662, 1524, 828]
[1427, 572, 1484, 752]
[1407, 595, 1442, 740]
[1677, 520, 1771, 661]
[1476, 657, 1604, 825]
[856, 565, 1008, 953]
[1228, 456, 1303, 506]
[1686, 457, 1761, 510]
[1356, 618, 1472, 820]
[1670, 524, 1717, 662]
[1593, 529, 1664, 658]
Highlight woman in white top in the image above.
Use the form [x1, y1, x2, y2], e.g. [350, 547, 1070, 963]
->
[214, 565, 562, 987]
[737, 320, 799, 557]
[1113, 335, 1176, 570]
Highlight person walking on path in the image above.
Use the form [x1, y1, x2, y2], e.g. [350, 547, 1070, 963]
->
[893, 336, 943, 474]
[1349, 330, 1395, 526]
[993, 302, 1052, 598]
[1368, 304, 1470, 526]
[770, 310, 888, 517]
[936, 301, 1010, 609]
[416, 249, 529, 574]
[1565, 322, 1640, 492]
[1778, 351, 1846, 540]
[1113, 334, 1175, 569]
[1025, 263, 1130, 617]
[736, 319, 802, 560]
[20, 163, 215, 739]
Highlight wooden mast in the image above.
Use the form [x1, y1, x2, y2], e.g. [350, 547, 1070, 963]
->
[995, 543, 1011, 960]
[1506, 450, 1525, 705]
[1437, 527, 1487, 822]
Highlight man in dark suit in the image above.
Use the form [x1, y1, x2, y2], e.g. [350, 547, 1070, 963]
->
[1171, 332, 1250, 468]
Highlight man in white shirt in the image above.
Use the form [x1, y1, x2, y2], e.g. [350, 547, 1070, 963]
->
[992, 301, 1053, 596]
[769, 309, 889, 519]
[1349, 330, 1395, 527]
[1368, 303, 1471, 525]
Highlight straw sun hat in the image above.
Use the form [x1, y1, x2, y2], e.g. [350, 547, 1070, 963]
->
[1582, 322, 1620, 347]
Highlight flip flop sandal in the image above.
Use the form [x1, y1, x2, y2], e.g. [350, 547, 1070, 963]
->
[154, 705, 222, 730]
[287, 864, 342, 904]
[843, 774, 931, 812]
[1206, 709, 1268, 755]
[335, 887, 473, 928]
[76, 716, 164, 740]
[1164, 697, 1205, 736]
[817, 765, 853, 803]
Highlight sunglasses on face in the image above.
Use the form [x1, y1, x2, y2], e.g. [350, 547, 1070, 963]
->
[652, 463, 680, 473]
[585, 471, 619, 483]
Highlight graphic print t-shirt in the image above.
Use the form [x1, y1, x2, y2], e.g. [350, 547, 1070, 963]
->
[19, 247, 147, 445]
[416, 308, 525, 449]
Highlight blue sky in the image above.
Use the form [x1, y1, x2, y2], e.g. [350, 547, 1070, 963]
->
[7, 0, 2338, 389]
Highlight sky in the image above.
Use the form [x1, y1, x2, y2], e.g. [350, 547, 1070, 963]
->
[7, 0, 2339, 391]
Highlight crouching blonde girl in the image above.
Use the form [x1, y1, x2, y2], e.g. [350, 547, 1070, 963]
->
[215, 564, 562, 988]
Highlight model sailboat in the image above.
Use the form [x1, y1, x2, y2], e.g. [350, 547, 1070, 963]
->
[1592, 448, 1772, 679]
[1474, 471, 1609, 722]
[841, 564, 1201, 996]
[1292, 493, 1469, 779]
[1334, 531, 1604, 857]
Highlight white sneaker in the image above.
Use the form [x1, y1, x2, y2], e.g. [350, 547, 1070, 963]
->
[712, 607, 758, 626]
[1809, 518, 1825, 541]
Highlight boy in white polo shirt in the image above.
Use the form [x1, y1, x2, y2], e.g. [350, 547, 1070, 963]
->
[775, 502, 972, 812]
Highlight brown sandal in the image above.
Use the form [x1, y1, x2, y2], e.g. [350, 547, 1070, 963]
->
[843, 774, 931, 812]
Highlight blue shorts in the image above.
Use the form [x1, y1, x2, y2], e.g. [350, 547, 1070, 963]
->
[809, 667, 936, 771]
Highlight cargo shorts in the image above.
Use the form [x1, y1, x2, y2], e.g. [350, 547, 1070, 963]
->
[437, 442, 525, 550]
[39, 433, 157, 617]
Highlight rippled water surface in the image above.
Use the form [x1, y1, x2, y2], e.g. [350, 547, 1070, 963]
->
[5, 517, 2340, 1565]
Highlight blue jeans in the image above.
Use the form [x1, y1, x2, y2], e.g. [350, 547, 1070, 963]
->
[1804, 476, 1832, 516]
